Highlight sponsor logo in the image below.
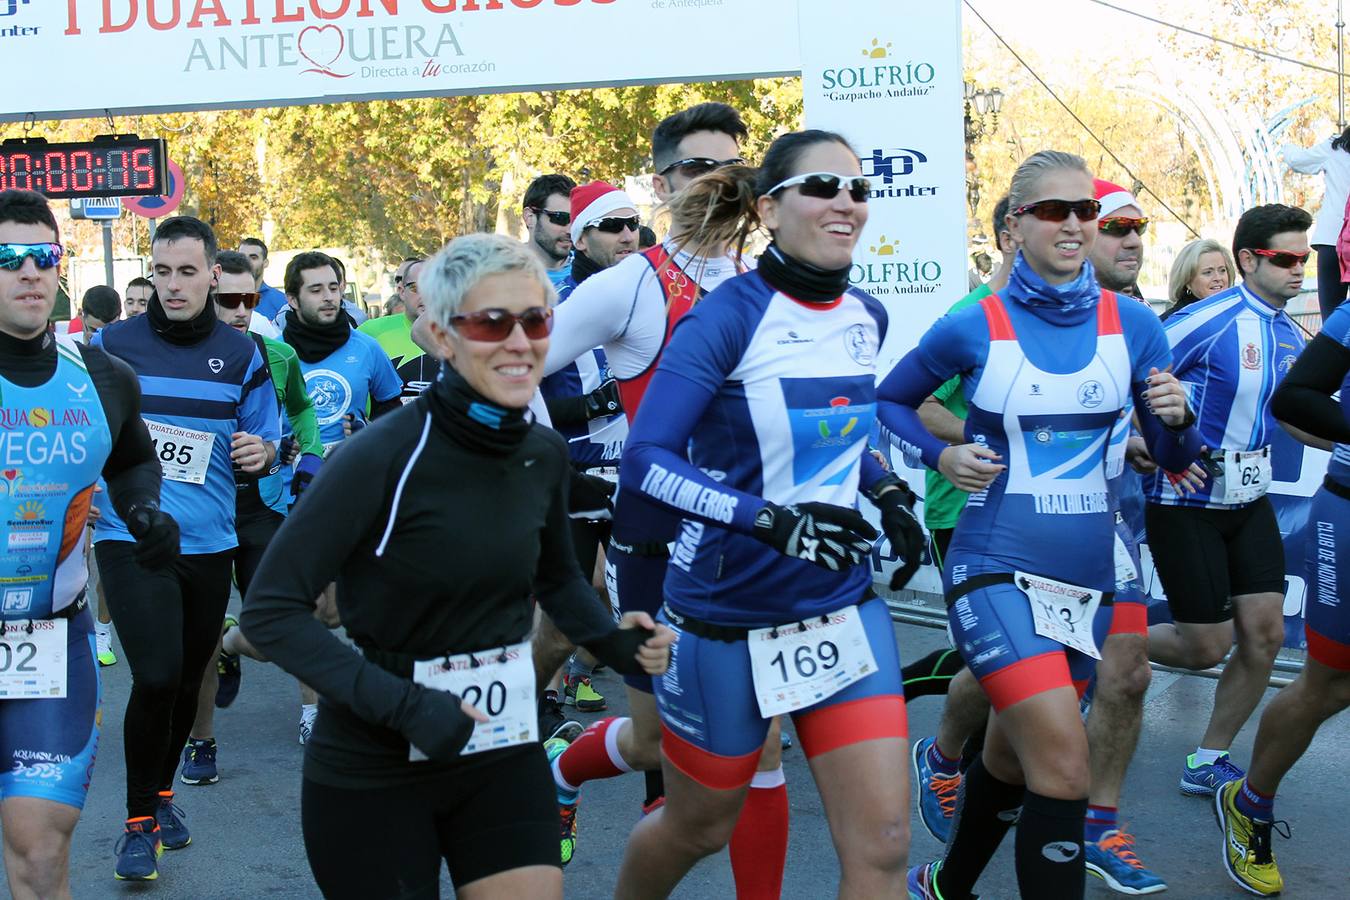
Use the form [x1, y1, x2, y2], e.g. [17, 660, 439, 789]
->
[862, 38, 893, 59]
[1242, 342, 1261, 370]
[1, 588, 32, 613]
[1279, 354, 1297, 374]
[1031, 384, 1042, 396]
[844, 325, 874, 366]
[776, 330, 814, 346]
[6, 532, 46, 552]
[1077, 380, 1104, 408]
[819, 56, 937, 103]
[0, 407, 92, 430]
[208, 358, 224, 374]
[850, 256, 942, 297]
[1041, 841, 1081, 862]
[0, 0, 38, 39]
[12, 500, 43, 521]
[67, 382, 89, 397]
[305, 369, 356, 427]
[860, 148, 940, 199]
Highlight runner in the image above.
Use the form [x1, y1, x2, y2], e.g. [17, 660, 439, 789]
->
[179, 249, 324, 786]
[611, 128, 912, 900]
[358, 257, 437, 403]
[0, 189, 178, 900]
[1143, 204, 1311, 800]
[123, 277, 153, 319]
[238, 238, 289, 321]
[92, 215, 281, 882]
[522, 174, 578, 288]
[887, 151, 1202, 900]
[1210, 295, 1350, 896]
[279, 250, 402, 742]
[238, 233, 674, 900]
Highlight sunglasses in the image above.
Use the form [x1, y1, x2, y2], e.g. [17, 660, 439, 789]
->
[215, 292, 261, 310]
[657, 156, 747, 178]
[1248, 248, 1310, 268]
[530, 207, 572, 227]
[1012, 199, 1102, 222]
[450, 306, 554, 342]
[0, 242, 64, 271]
[1098, 216, 1149, 237]
[767, 172, 872, 203]
[589, 215, 641, 234]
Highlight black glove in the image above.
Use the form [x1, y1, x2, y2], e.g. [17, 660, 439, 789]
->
[569, 471, 617, 519]
[397, 682, 477, 762]
[126, 505, 181, 571]
[752, 501, 877, 572]
[586, 625, 656, 677]
[584, 379, 623, 421]
[867, 474, 925, 591]
[278, 436, 300, 467]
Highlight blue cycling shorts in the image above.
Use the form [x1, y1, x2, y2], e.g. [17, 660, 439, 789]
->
[1109, 513, 1147, 637]
[606, 538, 669, 693]
[1305, 487, 1350, 670]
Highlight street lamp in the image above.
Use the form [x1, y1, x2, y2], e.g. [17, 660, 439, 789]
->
[964, 82, 1004, 144]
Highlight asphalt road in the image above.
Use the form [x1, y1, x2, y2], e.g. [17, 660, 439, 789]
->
[16, 605, 1348, 899]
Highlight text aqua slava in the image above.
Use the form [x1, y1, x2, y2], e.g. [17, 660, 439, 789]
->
[64, 0, 619, 35]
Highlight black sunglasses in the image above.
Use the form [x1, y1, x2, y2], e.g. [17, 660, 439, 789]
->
[530, 207, 571, 226]
[657, 156, 747, 178]
[215, 292, 260, 310]
[591, 215, 640, 234]
[1011, 199, 1102, 222]
[767, 172, 871, 203]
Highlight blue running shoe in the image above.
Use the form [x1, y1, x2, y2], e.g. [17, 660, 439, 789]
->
[911, 737, 960, 844]
[114, 817, 162, 881]
[1180, 752, 1245, 798]
[1086, 829, 1167, 895]
[155, 791, 191, 849]
[180, 737, 218, 785]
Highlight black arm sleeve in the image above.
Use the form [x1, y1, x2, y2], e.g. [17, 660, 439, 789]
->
[544, 394, 590, 429]
[239, 426, 424, 732]
[82, 345, 161, 518]
[370, 395, 403, 419]
[1271, 334, 1350, 444]
[533, 442, 647, 675]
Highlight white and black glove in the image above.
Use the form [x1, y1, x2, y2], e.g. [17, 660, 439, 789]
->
[752, 501, 876, 572]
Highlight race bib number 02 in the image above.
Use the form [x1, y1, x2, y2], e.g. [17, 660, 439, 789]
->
[1015, 571, 1103, 660]
[144, 419, 215, 485]
[747, 605, 877, 718]
[410, 639, 535, 759]
[1217, 447, 1271, 505]
[0, 619, 67, 699]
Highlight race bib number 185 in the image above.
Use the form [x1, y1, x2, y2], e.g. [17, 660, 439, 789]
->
[144, 419, 215, 485]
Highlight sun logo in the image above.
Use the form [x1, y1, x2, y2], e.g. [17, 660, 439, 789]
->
[862, 38, 892, 59]
[869, 236, 901, 256]
[16, 501, 44, 520]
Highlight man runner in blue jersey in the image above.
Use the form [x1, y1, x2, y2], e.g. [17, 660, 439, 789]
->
[0, 189, 179, 900]
[1144, 204, 1311, 799]
[93, 215, 281, 883]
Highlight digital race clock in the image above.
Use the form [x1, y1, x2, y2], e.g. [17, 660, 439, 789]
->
[0, 135, 169, 199]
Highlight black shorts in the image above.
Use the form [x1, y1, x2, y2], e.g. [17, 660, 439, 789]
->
[1145, 497, 1286, 624]
[234, 506, 284, 598]
[569, 516, 612, 585]
[301, 743, 557, 897]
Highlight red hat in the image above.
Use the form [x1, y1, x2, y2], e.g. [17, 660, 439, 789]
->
[570, 181, 637, 244]
[1093, 178, 1139, 218]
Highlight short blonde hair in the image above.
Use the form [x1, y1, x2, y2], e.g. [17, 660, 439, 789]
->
[1167, 238, 1235, 307]
[419, 233, 555, 329]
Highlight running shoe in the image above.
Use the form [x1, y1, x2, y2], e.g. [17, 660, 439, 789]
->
[564, 675, 607, 712]
[215, 614, 242, 708]
[155, 790, 191, 849]
[641, 796, 665, 817]
[539, 694, 582, 743]
[299, 706, 317, 745]
[1085, 829, 1167, 895]
[114, 817, 162, 881]
[1180, 751, 1245, 797]
[1214, 779, 1286, 896]
[96, 628, 117, 667]
[180, 737, 219, 786]
[544, 738, 579, 866]
[911, 737, 960, 844]
[908, 859, 976, 899]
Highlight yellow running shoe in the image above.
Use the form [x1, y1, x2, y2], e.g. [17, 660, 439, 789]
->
[1214, 779, 1285, 896]
[564, 675, 607, 712]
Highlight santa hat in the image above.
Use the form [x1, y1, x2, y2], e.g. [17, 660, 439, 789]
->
[570, 181, 636, 244]
[1093, 178, 1139, 218]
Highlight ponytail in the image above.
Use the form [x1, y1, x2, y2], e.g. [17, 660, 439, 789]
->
[660, 164, 761, 265]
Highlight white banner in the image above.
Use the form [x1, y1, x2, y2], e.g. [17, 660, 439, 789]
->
[0, 0, 798, 121]
[798, 0, 967, 370]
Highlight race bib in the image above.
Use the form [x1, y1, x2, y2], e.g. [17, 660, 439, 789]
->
[1216, 447, 1271, 505]
[144, 419, 215, 485]
[0, 619, 67, 699]
[1113, 532, 1138, 588]
[747, 605, 877, 718]
[1015, 571, 1103, 660]
[409, 639, 535, 759]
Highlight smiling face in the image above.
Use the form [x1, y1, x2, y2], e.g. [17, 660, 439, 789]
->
[1008, 168, 1097, 286]
[427, 270, 550, 409]
[1188, 250, 1231, 300]
[289, 264, 343, 326]
[152, 237, 218, 322]
[756, 141, 868, 271]
[0, 222, 59, 340]
[215, 270, 257, 333]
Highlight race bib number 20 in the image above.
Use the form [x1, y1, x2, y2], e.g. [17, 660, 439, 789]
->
[410, 639, 535, 758]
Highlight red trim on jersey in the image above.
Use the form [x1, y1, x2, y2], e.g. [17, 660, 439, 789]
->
[1306, 624, 1350, 671]
[979, 650, 1073, 711]
[980, 294, 1017, 341]
[660, 724, 759, 790]
[615, 245, 703, 422]
[1096, 289, 1123, 336]
[1109, 599, 1148, 637]
[794, 695, 908, 759]
[786, 295, 844, 311]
